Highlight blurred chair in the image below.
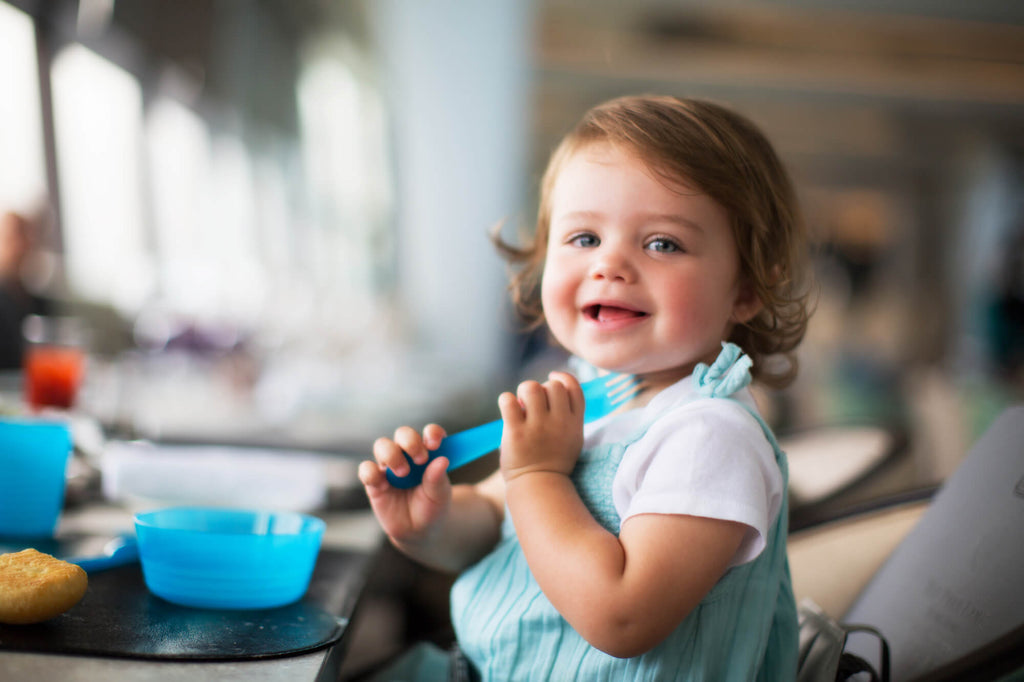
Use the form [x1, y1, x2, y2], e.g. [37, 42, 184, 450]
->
[787, 405, 1024, 681]
[789, 488, 933, 621]
[783, 422, 909, 532]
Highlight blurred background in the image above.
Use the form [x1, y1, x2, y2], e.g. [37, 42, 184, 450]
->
[1, 0, 1023, 493]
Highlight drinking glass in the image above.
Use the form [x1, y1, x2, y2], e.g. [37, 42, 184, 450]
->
[22, 315, 87, 411]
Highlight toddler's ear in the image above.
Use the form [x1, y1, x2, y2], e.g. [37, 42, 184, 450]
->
[731, 279, 763, 324]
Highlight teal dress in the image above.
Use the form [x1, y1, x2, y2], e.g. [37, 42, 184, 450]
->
[449, 345, 798, 681]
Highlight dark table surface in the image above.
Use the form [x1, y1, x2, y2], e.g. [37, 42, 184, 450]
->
[0, 547, 373, 662]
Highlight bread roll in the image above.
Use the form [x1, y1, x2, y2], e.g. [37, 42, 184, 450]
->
[0, 548, 88, 624]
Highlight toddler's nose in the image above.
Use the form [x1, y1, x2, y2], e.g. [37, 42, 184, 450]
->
[589, 248, 637, 283]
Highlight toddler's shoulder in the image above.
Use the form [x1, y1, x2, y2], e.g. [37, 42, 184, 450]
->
[651, 391, 769, 446]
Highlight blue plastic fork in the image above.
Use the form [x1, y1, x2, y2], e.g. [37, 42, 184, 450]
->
[385, 373, 640, 489]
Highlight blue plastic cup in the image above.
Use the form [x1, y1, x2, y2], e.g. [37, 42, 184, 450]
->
[134, 507, 326, 609]
[0, 418, 73, 537]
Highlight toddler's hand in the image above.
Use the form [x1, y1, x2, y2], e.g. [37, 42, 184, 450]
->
[498, 372, 585, 482]
[358, 424, 452, 545]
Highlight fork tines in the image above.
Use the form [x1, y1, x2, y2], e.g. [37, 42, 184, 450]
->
[602, 373, 642, 406]
[581, 373, 643, 422]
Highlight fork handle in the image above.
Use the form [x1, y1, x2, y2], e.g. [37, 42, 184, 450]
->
[385, 419, 503, 489]
[384, 374, 623, 490]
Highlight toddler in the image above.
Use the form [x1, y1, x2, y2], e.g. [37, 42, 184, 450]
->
[359, 94, 811, 680]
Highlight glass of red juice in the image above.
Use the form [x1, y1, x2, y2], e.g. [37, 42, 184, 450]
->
[22, 315, 87, 411]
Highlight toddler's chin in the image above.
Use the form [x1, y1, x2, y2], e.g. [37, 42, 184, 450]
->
[581, 357, 645, 377]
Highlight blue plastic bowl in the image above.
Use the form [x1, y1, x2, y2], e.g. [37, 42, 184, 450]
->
[133, 507, 325, 610]
[0, 418, 72, 537]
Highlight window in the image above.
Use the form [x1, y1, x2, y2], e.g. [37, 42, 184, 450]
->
[51, 43, 153, 313]
[146, 96, 215, 318]
[296, 37, 394, 339]
[0, 2, 46, 211]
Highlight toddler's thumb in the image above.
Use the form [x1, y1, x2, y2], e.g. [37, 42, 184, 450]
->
[420, 456, 452, 502]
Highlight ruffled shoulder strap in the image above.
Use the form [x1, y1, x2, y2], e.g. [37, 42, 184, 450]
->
[692, 342, 753, 398]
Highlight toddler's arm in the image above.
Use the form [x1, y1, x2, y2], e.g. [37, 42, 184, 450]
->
[500, 375, 747, 658]
[359, 425, 505, 573]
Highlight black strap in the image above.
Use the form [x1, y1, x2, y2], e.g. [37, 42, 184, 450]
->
[839, 623, 891, 682]
[796, 601, 891, 682]
[837, 653, 880, 682]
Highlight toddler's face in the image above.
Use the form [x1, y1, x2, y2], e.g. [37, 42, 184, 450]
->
[540, 143, 760, 392]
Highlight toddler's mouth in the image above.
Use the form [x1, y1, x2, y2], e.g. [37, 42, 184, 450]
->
[583, 304, 648, 323]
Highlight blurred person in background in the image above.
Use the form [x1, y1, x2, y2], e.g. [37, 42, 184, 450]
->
[0, 208, 53, 370]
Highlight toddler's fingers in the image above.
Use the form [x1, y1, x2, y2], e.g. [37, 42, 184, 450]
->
[542, 376, 573, 416]
[516, 380, 548, 414]
[358, 459, 387, 489]
[498, 391, 525, 425]
[373, 436, 411, 476]
[393, 425, 429, 465]
[422, 423, 447, 450]
[548, 371, 584, 415]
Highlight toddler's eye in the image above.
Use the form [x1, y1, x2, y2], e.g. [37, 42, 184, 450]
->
[568, 233, 599, 248]
[646, 237, 681, 253]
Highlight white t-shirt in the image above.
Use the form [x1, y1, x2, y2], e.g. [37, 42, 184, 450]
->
[583, 375, 782, 567]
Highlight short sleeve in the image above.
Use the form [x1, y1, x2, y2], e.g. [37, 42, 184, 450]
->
[612, 399, 782, 566]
